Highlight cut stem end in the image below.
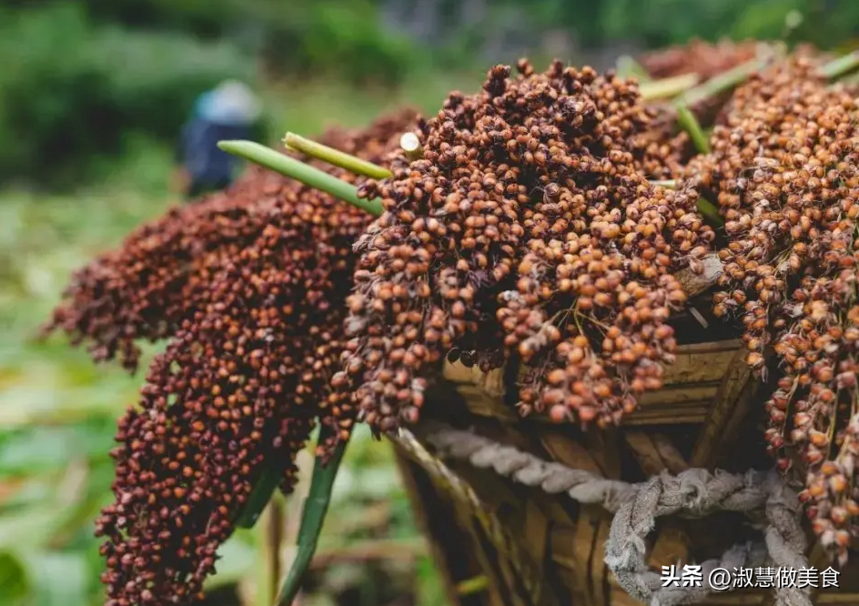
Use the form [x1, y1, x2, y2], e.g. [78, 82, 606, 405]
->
[400, 132, 424, 161]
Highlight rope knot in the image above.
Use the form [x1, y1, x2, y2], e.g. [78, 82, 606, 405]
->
[419, 423, 813, 606]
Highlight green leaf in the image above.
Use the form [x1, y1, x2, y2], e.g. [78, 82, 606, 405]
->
[236, 464, 285, 529]
[0, 551, 29, 605]
[696, 198, 725, 229]
[0, 549, 90, 606]
[217, 141, 383, 217]
[674, 104, 710, 155]
[276, 431, 349, 606]
[0, 426, 112, 476]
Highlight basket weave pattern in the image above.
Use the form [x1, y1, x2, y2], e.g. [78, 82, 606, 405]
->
[391, 341, 859, 606]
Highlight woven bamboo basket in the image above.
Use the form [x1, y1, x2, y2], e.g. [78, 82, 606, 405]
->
[387, 269, 859, 606]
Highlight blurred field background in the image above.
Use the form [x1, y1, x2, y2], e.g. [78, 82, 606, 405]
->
[1, 1, 859, 605]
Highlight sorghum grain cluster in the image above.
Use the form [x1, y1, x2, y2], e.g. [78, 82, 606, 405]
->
[683, 56, 859, 563]
[339, 60, 714, 433]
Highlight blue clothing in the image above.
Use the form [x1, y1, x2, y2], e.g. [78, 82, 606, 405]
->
[177, 117, 249, 187]
[177, 86, 260, 199]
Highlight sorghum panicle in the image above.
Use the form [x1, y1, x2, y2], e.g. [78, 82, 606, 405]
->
[47, 110, 420, 606]
[339, 60, 714, 433]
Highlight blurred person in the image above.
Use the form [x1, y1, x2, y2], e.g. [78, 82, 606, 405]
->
[174, 80, 262, 200]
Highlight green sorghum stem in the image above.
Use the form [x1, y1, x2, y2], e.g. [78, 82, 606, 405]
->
[218, 140, 384, 217]
[283, 132, 392, 180]
[640, 72, 700, 101]
[819, 49, 859, 80]
[675, 104, 711, 155]
[649, 179, 676, 189]
[697, 198, 724, 228]
[677, 56, 767, 107]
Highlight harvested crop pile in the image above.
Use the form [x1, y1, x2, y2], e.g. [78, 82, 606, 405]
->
[44, 110, 418, 606]
[338, 60, 714, 433]
[46, 42, 859, 606]
[682, 56, 859, 564]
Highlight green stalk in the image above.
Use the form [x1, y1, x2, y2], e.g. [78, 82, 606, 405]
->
[697, 198, 724, 228]
[283, 132, 392, 180]
[276, 431, 349, 606]
[649, 179, 676, 189]
[640, 73, 700, 102]
[675, 104, 710, 155]
[455, 575, 489, 596]
[674, 49, 859, 108]
[237, 465, 284, 529]
[819, 49, 859, 80]
[616, 55, 651, 82]
[838, 70, 859, 87]
[677, 56, 766, 107]
[667, 108, 723, 228]
[218, 141, 383, 217]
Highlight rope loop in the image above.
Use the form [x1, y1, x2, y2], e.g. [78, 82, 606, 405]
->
[419, 422, 812, 606]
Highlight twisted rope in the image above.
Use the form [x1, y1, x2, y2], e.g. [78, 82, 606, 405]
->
[390, 427, 545, 603]
[420, 422, 811, 606]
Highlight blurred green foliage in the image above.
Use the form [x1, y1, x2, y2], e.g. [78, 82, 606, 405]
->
[0, 2, 257, 186]
[273, 1, 425, 84]
[596, 0, 859, 48]
[77, 0, 426, 84]
[3, 0, 859, 187]
[443, 0, 859, 50]
[0, 0, 424, 187]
